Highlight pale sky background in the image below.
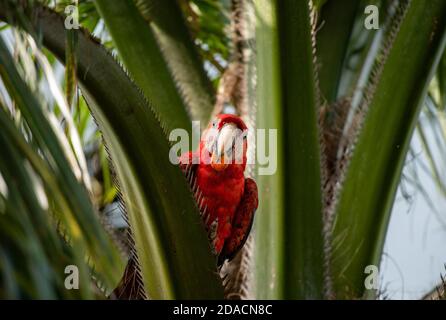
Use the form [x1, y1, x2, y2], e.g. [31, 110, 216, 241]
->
[381, 114, 446, 299]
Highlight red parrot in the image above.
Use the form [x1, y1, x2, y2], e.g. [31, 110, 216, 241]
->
[112, 114, 257, 299]
[179, 114, 258, 265]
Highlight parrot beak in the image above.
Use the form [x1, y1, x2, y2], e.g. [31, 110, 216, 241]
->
[210, 153, 228, 171]
[210, 123, 238, 171]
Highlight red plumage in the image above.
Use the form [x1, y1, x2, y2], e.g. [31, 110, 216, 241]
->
[180, 114, 258, 265]
[112, 115, 258, 299]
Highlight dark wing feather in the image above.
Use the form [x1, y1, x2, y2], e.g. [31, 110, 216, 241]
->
[218, 178, 258, 265]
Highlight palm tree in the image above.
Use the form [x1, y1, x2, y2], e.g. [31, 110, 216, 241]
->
[0, 0, 445, 300]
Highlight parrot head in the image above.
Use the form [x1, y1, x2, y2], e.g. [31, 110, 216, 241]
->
[201, 114, 248, 172]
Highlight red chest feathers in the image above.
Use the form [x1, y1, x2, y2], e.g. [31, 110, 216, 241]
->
[196, 164, 245, 222]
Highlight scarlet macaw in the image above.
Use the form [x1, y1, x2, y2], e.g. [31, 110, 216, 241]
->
[112, 114, 257, 298]
[180, 114, 258, 265]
